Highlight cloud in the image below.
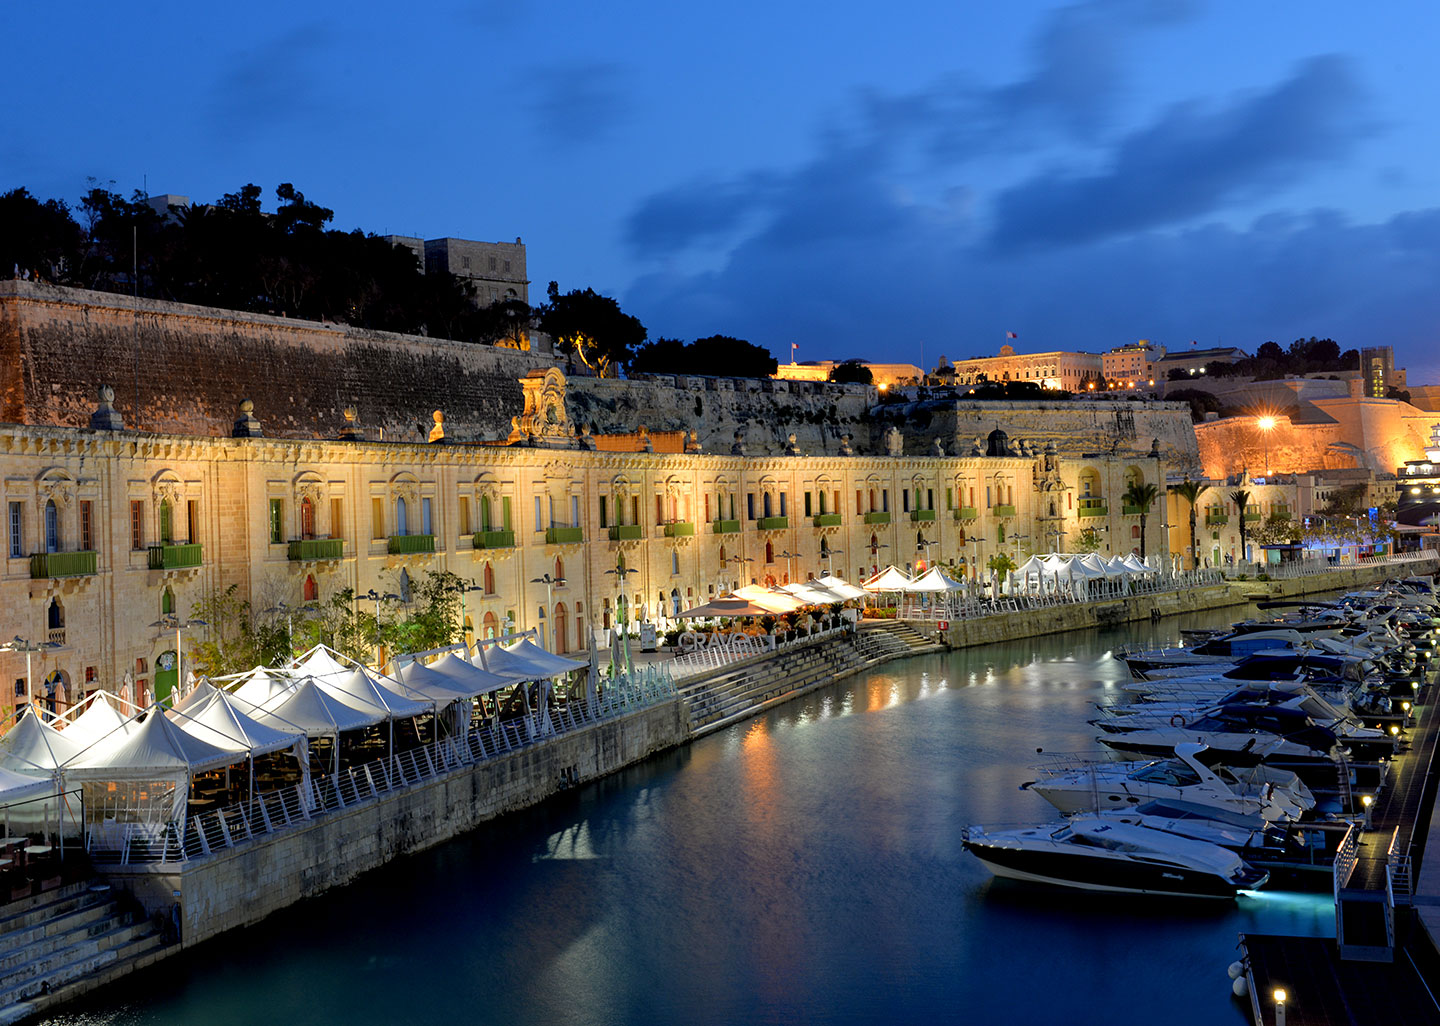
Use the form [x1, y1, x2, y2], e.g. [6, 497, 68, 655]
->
[208, 25, 335, 137]
[990, 55, 1370, 249]
[528, 62, 630, 148]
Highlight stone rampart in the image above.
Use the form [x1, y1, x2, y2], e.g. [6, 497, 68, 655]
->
[0, 281, 552, 443]
[106, 699, 688, 947]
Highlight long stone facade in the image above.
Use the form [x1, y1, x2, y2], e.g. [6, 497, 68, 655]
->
[0, 370, 1168, 714]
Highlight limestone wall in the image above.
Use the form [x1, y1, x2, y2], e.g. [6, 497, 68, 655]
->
[0, 281, 552, 443]
[107, 699, 689, 946]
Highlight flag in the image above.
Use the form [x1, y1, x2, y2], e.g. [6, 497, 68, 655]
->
[1190, 340, 1197, 348]
[1006, 331, 1018, 339]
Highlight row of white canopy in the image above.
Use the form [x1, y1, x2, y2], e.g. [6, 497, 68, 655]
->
[1015, 552, 1159, 579]
[679, 575, 870, 618]
[0, 638, 590, 806]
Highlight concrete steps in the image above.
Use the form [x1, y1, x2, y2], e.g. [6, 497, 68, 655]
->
[0, 882, 165, 1025]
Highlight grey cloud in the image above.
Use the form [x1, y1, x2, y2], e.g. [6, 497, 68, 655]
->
[208, 25, 334, 137]
[528, 62, 630, 147]
[989, 55, 1370, 249]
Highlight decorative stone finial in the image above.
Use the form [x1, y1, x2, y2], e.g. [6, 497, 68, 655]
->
[429, 409, 445, 443]
[932, 438, 946, 457]
[638, 425, 653, 453]
[838, 433, 854, 456]
[885, 425, 904, 457]
[685, 429, 702, 454]
[1150, 437, 1162, 457]
[89, 384, 124, 431]
[232, 398, 263, 438]
[731, 429, 746, 456]
[577, 424, 597, 450]
[338, 405, 361, 441]
[786, 433, 803, 456]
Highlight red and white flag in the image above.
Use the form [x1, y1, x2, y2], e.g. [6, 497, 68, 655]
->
[1006, 331, 1018, 339]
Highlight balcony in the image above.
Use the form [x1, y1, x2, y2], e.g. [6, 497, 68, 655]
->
[863, 511, 891, 525]
[29, 551, 97, 579]
[546, 526, 584, 545]
[609, 524, 643, 541]
[473, 529, 515, 549]
[711, 519, 741, 534]
[1121, 504, 1144, 516]
[148, 543, 203, 570]
[812, 513, 842, 527]
[1077, 499, 1106, 518]
[909, 509, 936, 522]
[1205, 513, 1229, 526]
[1244, 512, 1263, 523]
[287, 538, 344, 561]
[992, 504, 1017, 518]
[954, 507, 978, 520]
[756, 516, 789, 530]
[663, 521, 695, 537]
[387, 534, 435, 555]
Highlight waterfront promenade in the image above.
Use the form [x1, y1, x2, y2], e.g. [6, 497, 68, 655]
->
[3, 553, 1438, 1024]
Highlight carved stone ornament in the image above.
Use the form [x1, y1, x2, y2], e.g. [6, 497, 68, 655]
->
[152, 476, 182, 511]
[507, 368, 574, 448]
[294, 478, 324, 509]
[37, 475, 74, 510]
[338, 406, 361, 441]
[885, 425, 904, 457]
[429, 410, 446, 444]
[90, 384, 124, 431]
[233, 398, 263, 438]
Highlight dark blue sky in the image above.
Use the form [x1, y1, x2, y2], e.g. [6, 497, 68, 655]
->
[7, 1, 1439, 380]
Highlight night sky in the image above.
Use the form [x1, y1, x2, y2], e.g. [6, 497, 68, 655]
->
[7, 1, 1439, 378]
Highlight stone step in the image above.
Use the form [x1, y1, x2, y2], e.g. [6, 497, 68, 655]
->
[0, 916, 157, 1006]
[0, 931, 167, 1026]
[0, 899, 118, 971]
[0, 883, 96, 937]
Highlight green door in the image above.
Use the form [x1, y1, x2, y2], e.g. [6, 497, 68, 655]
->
[154, 649, 178, 706]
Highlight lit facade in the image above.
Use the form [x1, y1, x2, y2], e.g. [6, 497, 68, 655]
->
[946, 345, 1102, 390]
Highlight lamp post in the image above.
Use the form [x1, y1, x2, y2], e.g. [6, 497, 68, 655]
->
[818, 546, 842, 579]
[0, 636, 61, 709]
[776, 549, 799, 584]
[149, 615, 208, 707]
[1257, 415, 1276, 476]
[263, 600, 320, 659]
[605, 558, 639, 635]
[363, 589, 400, 667]
[529, 573, 565, 650]
[453, 579, 483, 645]
[1274, 987, 1287, 1026]
[725, 554, 753, 592]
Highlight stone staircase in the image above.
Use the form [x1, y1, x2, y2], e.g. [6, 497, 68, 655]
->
[680, 625, 947, 738]
[0, 880, 166, 1025]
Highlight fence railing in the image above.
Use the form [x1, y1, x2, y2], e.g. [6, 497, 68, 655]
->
[1231, 551, 1438, 581]
[86, 666, 678, 866]
[668, 623, 850, 679]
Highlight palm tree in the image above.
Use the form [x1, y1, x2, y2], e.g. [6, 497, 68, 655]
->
[1229, 489, 1252, 567]
[1121, 481, 1161, 559]
[1171, 479, 1204, 569]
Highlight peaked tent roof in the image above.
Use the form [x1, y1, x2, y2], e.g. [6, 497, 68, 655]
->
[394, 660, 484, 703]
[781, 581, 845, 604]
[906, 566, 967, 592]
[68, 706, 240, 776]
[480, 638, 587, 679]
[316, 668, 432, 720]
[61, 693, 137, 749]
[0, 763, 54, 804]
[863, 566, 914, 592]
[246, 677, 383, 737]
[231, 668, 298, 709]
[426, 653, 519, 697]
[1121, 554, 1152, 573]
[170, 686, 302, 757]
[0, 708, 85, 774]
[733, 585, 804, 613]
[677, 595, 775, 618]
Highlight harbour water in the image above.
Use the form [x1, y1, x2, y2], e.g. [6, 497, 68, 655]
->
[44, 601, 1337, 1025]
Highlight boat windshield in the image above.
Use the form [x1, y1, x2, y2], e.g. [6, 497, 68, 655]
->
[1131, 761, 1201, 786]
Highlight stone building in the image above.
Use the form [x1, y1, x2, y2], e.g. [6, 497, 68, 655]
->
[1103, 341, 1165, 390]
[0, 370, 1167, 719]
[947, 344, 1102, 390]
[377, 235, 528, 307]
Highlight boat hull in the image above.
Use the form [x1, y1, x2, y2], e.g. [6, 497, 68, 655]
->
[963, 841, 1261, 899]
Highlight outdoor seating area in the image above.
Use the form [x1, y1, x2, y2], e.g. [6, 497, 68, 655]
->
[0, 634, 676, 869]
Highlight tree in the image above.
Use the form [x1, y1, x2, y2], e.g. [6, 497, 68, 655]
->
[1122, 480, 1160, 559]
[1322, 483, 1367, 516]
[1074, 527, 1105, 554]
[627, 335, 777, 378]
[0, 188, 83, 282]
[828, 360, 873, 385]
[1229, 489, 1251, 565]
[987, 552, 1018, 576]
[539, 280, 646, 378]
[1166, 388, 1226, 424]
[1252, 511, 1300, 548]
[1171, 479, 1204, 569]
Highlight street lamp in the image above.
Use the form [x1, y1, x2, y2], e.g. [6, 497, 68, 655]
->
[0, 636, 63, 709]
[149, 615, 208, 707]
[605, 558, 639, 634]
[363, 589, 400, 666]
[724, 554, 753, 592]
[529, 573, 565, 650]
[1257, 415, 1276, 476]
[818, 546, 843, 579]
[452, 579, 483, 644]
[1274, 987, 1287, 1026]
[776, 549, 799, 583]
[263, 600, 320, 658]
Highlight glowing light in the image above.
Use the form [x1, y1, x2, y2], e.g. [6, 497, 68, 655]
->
[1274, 988, 1287, 1004]
[1390, 725, 1400, 736]
[1257, 415, 1276, 431]
[1362, 795, 1374, 808]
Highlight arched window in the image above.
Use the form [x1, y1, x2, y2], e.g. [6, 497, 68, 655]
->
[159, 500, 173, 544]
[671, 588, 681, 616]
[765, 541, 774, 563]
[602, 598, 611, 629]
[47, 598, 63, 629]
[479, 495, 492, 530]
[482, 611, 498, 639]
[554, 557, 564, 581]
[463, 615, 474, 644]
[671, 550, 679, 575]
[300, 497, 316, 539]
[762, 493, 772, 517]
[719, 545, 727, 568]
[483, 562, 495, 594]
[160, 588, 173, 615]
[44, 499, 58, 553]
[554, 603, 567, 654]
[303, 574, 318, 601]
[395, 497, 408, 536]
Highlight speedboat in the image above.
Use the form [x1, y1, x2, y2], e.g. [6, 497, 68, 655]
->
[1021, 742, 1312, 822]
[1096, 705, 1346, 765]
[961, 815, 1269, 898]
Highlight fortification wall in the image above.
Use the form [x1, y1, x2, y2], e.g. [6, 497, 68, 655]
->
[869, 399, 1203, 470]
[0, 281, 552, 442]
